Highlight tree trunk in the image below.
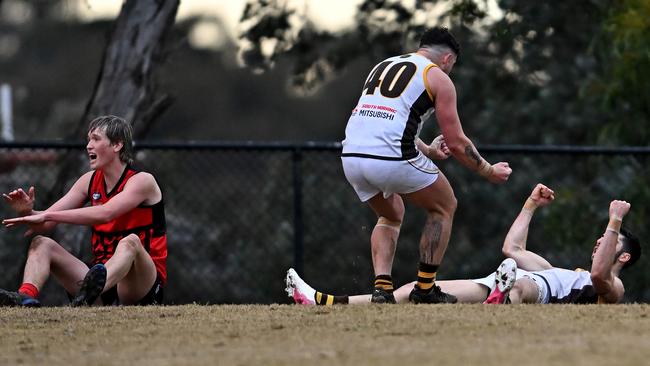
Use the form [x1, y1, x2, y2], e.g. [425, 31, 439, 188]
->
[47, 0, 179, 206]
[0, 0, 180, 271]
[77, 0, 179, 139]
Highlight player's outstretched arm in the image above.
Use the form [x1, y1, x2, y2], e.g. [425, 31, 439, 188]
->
[428, 68, 512, 184]
[2, 173, 92, 235]
[590, 200, 628, 303]
[3, 172, 159, 228]
[502, 184, 554, 271]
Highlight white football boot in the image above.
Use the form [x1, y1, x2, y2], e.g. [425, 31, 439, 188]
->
[483, 258, 517, 304]
[285, 268, 316, 305]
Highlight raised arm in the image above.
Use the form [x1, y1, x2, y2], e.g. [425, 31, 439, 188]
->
[501, 184, 555, 271]
[3, 173, 160, 227]
[427, 67, 512, 183]
[590, 200, 629, 303]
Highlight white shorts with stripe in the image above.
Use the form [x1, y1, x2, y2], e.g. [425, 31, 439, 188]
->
[341, 152, 439, 202]
[472, 268, 535, 292]
[472, 268, 549, 303]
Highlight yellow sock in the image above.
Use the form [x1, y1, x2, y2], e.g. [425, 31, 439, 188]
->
[415, 262, 439, 291]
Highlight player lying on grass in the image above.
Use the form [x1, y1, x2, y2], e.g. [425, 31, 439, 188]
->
[286, 184, 641, 305]
[0, 115, 167, 307]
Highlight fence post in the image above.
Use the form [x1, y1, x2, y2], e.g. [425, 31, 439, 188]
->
[292, 148, 304, 275]
[1, 83, 14, 141]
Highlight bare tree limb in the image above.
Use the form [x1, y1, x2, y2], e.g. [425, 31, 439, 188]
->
[77, 0, 180, 139]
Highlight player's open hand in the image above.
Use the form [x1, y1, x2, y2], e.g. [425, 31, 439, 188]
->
[2, 213, 46, 228]
[2, 186, 35, 216]
[609, 200, 630, 221]
[529, 183, 555, 207]
[487, 162, 512, 183]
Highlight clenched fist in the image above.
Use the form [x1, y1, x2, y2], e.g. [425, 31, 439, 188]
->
[529, 184, 555, 207]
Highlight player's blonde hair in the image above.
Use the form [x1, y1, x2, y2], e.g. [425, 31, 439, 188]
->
[88, 115, 134, 164]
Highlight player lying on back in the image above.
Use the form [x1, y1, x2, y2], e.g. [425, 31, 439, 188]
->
[286, 184, 641, 305]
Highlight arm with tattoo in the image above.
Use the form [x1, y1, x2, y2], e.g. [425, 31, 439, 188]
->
[425, 66, 511, 183]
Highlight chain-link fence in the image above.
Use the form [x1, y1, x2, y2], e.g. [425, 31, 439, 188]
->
[1, 142, 649, 305]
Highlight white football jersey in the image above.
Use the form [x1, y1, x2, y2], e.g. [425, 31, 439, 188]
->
[534, 268, 601, 304]
[342, 53, 438, 160]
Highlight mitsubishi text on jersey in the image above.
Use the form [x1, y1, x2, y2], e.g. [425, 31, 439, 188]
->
[342, 53, 437, 160]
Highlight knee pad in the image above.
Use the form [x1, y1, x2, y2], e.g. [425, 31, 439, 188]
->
[376, 217, 402, 233]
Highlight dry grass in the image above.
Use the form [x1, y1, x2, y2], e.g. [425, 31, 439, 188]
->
[1, 304, 649, 366]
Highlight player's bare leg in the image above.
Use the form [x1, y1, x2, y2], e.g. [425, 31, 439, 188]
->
[367, 193, 404, 303]
[507, 278, 541, 304]
[24, 235, 90, 294]
[72, 234, 157, 306]
[402, 172, 458, 303]
[109, 234, 158, 304]
[286, 274, 491, 305]
[0, 235, 88, 307]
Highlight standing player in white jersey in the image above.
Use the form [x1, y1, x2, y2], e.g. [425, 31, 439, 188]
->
[341, 27, 512, 304]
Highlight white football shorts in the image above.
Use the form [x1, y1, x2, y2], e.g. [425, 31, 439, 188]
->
[472, 268, 548, 303]
[341, 152, 439, 202]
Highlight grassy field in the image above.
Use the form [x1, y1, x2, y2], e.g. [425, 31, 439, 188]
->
[1, 304, 649, 366]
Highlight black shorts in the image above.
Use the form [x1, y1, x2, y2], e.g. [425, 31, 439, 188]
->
[67, 274, 164, 306]
[100, 274, 165, 306]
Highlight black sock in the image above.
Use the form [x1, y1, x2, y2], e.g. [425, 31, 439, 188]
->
[374, 274, 394, 293]
[415, 262, 439, 292]
[315, 292, 349, 305]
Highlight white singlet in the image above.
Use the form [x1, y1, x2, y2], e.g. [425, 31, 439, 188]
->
[531, 268, 601, 304]
[340, 53, 441, 201]
[342, 53, 438, 160]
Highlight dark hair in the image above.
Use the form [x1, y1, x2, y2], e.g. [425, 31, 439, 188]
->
[418, 27, 461, 58]
[618, 227, 642, 269]
[88, 115, 134, 165]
